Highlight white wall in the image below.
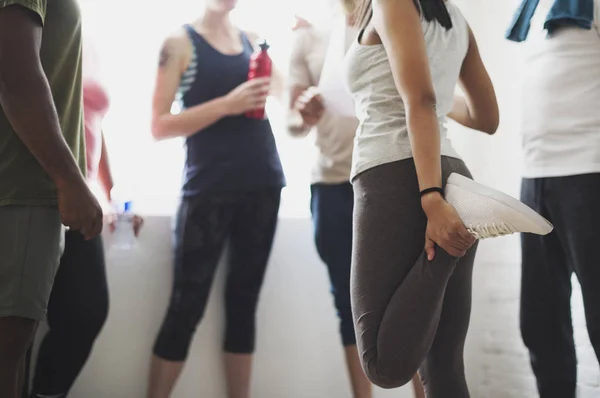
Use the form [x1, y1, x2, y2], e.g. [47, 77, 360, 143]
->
[57, 217, 417, 398]
[40, 1, 599, 397]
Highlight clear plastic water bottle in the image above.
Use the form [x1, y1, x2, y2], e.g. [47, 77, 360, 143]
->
[111, 188, 137, 250]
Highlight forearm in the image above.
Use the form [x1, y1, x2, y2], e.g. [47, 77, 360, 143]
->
[98, 133, 114, 201]
[287, 85, 310, 137]
[448, 94, 496, 133]
[407, 104, 443, 192]
[0, 64, 84, 188]
[151, 96, 230, 140]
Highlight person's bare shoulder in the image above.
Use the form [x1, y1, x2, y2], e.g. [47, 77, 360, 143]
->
[159, 27, 193, 71]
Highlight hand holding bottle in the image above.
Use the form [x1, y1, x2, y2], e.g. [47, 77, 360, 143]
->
[225, 77, 271, 116]
[108, 213, 144, 237]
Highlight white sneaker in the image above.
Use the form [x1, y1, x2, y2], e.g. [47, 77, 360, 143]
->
[445, 173, 553, 239]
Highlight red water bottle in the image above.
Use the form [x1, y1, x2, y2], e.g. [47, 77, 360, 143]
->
[246, 40, 272, 119]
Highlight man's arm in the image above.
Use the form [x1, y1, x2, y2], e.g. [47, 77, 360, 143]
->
[0, 5, 86, 190]
[287, 26, 316, 137]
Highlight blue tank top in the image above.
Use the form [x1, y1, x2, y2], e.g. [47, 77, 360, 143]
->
[178, 25, 286, 196]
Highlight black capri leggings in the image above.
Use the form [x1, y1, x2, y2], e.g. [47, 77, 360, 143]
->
[351, 157, 477, 397]
[153, 188, 281, 361]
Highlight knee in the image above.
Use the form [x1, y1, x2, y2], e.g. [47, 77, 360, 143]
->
[337, 302, 356, 346]
[520, 318, 548, 353]
[313, 231, 330, 264]
[519, 309, 540, 347]
[364, 365, 414, 390]
[363, 356, 416, 389]
[340, 323, 356, 346]
[225, 289, 260, 326]
[153, 310, 201, 362]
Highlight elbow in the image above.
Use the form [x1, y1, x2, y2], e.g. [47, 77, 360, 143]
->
[405, 92, 438, 114]
[479, 108, 500, 135]
[482, 118, 499, 135]
[150, 118, 169, 141]
[0, 60, 34, 99]
[0, 59, 14, 93]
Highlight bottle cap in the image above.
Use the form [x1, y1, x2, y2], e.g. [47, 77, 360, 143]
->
[258, 40, 270, 51]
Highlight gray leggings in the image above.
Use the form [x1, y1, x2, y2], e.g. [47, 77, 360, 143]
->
[351, 157, 477, 397]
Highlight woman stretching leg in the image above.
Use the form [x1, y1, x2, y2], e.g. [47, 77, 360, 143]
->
[345, 0, 499, 396]
[289, 4, 425, 397]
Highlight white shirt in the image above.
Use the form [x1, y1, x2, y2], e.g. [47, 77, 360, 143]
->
[519, 0, 600, 178]
[288, 17, 359, 184]
[344, 2, 467, 179]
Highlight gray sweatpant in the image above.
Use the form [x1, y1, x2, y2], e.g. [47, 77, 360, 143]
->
[351, 157, 477, 397]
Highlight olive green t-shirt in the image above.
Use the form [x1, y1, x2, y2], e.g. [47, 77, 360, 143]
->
[0, 0, 85, 206]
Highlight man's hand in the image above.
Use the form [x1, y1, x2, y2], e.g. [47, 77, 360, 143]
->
[56, 176, 104, 240]
[294, 86, 325, 126]
[107, 213, 144, 237]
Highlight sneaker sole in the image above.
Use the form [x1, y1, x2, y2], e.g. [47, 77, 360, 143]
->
[447, 173, 554, 235]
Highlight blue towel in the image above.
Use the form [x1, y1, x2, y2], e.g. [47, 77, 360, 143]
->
[506, 0, 594, 42]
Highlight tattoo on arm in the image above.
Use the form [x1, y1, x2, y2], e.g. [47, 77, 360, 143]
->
[159, 46, 170, 68]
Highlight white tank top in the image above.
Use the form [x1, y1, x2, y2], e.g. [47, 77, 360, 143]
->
[344, 2, 469, 179]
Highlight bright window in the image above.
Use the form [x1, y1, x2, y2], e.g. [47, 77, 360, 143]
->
[82, 0, 331, 218]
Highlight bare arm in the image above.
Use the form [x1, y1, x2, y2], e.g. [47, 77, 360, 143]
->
[287, 26, 313, 107]
[150, 35, 231, 141]
[98, 132, 114, 201]
[372, 0, 475, 258]
[0, 5, 86, 189]
[372, 0, 442, 194]
[287, 27, 315, 137]
[448, 26, 499, 134]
